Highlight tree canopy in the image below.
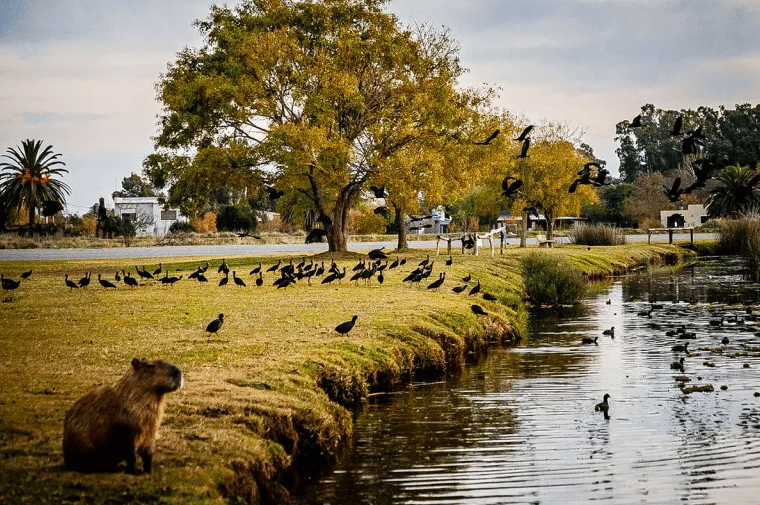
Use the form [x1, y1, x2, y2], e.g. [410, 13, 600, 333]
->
[147, 0, 485, 251]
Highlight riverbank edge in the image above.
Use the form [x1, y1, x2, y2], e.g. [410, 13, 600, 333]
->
[223, 245, 696, 504]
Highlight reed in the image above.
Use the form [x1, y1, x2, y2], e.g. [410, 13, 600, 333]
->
[570, 223, 626, 246]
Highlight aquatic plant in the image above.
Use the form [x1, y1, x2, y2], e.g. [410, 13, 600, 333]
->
[570, 223, 626, 246]
[520, 251, 586, 306]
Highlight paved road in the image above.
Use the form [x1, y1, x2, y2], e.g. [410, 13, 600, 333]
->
[0, 233, 717, 261]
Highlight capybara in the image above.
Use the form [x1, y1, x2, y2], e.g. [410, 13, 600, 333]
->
[63, 358, 183, 473]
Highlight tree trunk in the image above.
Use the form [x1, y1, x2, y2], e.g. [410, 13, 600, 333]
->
[395, 207, 408, 250]
[28, 204, 36, 237]
[545, 208, 555, 240]
[519, 210, 528, 248]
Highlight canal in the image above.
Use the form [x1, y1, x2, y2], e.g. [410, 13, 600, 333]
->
[295, 256, 760, 504]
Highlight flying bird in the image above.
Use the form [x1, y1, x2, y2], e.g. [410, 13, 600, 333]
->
[305, 228, 328, 243]
[374, 206, 389, 219]
[474, 129, 500, 145]
[513, 125, 534, 142]
[670, 116, 683, 136]
[515, 138, 530, 159]
[369, 185, 387, 198]
[266, 186, 284, 200]
[501, 177, 523, 198]
[663, 177, 683, 203]
[629, 115, 643, 128]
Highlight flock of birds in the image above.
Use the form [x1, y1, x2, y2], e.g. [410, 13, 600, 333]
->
[1, 249, 503, 338]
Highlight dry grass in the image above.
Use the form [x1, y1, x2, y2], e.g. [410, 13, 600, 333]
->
[0, 243, 694, 503]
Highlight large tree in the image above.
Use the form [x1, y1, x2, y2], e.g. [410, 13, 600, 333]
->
[148, 0, 476, 251]
[706, 165, 760, 218]
[0, 139, 70, 231]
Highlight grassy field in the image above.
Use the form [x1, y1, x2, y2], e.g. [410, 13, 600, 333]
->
[0, 243, 694, 504]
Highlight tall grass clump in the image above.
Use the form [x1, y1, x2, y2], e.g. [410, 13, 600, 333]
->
[571, 223, 626, 246]
[717, 217, 760, 280]
[521, 251, 587, 306]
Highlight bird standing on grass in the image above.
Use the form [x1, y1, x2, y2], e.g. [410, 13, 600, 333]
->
[471, 304, 487, 316]
[65, 274, 79, 291]
[335, 315, 358, 335]
[20, 269, 32, 279]
[595, 394, 611, 419]
[206, 314, 224, 337]
[468, 279, 481, 296]
[97, 274, 116, 289]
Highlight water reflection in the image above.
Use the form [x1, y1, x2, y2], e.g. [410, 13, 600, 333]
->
[296, 257, 760, 504]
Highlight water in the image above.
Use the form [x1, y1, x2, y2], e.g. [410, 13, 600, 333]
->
[296, 257, 760, 504]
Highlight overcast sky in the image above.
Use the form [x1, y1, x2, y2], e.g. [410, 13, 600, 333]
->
[2, 0, 759, 214]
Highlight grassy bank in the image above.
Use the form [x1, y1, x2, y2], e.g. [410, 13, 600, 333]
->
[0, 243, 694, 504]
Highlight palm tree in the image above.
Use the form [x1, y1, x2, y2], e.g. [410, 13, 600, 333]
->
[706, 164, 760, 218]
[0, 140, 70, 230]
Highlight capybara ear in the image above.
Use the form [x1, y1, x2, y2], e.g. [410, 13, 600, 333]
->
[131, 358, 141, 370]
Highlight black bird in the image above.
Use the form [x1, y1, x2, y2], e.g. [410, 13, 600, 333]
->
[233, 271, 246, 288]
[514, 138, 530, 159]
[670, 357, 685, 371]
[400, 257, 407, 266]
[316, 214, 332, 227]
[418, 254, 430, 267]
[471, 304, 487, 316]
[663, 177, 683, 202]
[1, 275, 21, 292]
[462, 273, 472, 282]
[452, 285, 467, 294]
[250, 262, 262, 275]
[468, 279, 481, 296]
[219, 272, 229, 287]
[197, 273, 208, 284]
[474, 129, 499, 145]
[266, 186, 284, 200]
[595, 394, 611, 419]
[305, 228, 328, 243]
[629, 115, 642, 128]
[427, 272, 445, 291]
[501, 177, 523, 197]
[165, 274, 182, 286]
[123, 272, 138, 288]
[374, 206, 389, 219]
[199, 261, 210, 273]
[682, 135, 704, 155]
[369, 247, 388, 260]
[513, 125, 534, 142]
[670, 116, 683, 136]
[582, 336, 598, 345]
[482, 292, 497, 301]
[671, 342, 689, 353]
[335, 315, 358, 335]
[64, 274, 79, 291]
[206, 314, 224, 336]
[20, 269, 32, 279]
[78, 272, 91, 290]
[369, 185, 386, 198]
[594, 168, 611, 186]
[255, 271, 263, 288]
[267, 260, 282, 272]
[152, 263, 162, 277]
[115, 271, 121, 282]
[389, 257, 400, 270]
[218, 259, 229, 275]
[445, 255, 453, 268]
[721, 336, 730, 345]
[377, 270, 384, 284]
[97, 274, 116, 289]
[603, 326, 615, 337]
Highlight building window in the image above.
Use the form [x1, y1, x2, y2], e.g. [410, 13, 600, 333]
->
[122, 212, 136, 222]
[161, 210, 177, 221]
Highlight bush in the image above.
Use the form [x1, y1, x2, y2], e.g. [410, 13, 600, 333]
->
[169, 221, 194, 234]
[521, 251, 586, 306]
[570, 223, 626, 246]
[216, 203, 257, 232]
[192, 212, 217, 233]
[717, 217, 760, 279]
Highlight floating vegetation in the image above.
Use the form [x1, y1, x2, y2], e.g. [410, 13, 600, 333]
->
[681, 384, 715, 394]
[699, 347, 726, 354]
[703, 361, 716, 367]
[675, 376, 691, 383]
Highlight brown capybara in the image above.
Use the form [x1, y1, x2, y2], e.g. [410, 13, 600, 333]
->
[63, 358, 183, 474]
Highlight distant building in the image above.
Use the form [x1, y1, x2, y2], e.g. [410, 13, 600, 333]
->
[497, 210, 586, 231]
[407, 207, 452, 234]
[660, 204, 708, 228]
[112, 197, 187, 237]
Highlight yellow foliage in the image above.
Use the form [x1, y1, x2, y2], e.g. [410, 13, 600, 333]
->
[74, 215, 97, 236]
[192, 212, 217, 233]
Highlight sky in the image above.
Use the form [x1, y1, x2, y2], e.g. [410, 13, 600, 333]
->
[2, 0, 760, 215]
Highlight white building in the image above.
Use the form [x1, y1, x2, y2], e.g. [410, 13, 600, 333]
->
[113, 197, 187, 237]
[407, 207, 452, 234]
[660, 204, 709, 228]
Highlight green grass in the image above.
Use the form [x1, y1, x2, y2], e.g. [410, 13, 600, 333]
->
[0, 243, 694, 503]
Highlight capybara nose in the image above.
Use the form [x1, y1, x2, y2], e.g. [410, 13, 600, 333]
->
[170, 365, 183, 387]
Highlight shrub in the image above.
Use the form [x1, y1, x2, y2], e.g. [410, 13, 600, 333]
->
[570, 223, 626, 246]
[521, 251, 586, 306]
[192, 212, 217, 233]
[216, 203, 257, 232]
[169, 221, 194, 234]
[717, 217, 760, 280]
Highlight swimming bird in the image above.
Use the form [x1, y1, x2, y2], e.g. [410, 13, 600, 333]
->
[474, 129, 499, 145]
[582, 336, 598, 345]
[97, 274, 116, 289]
[335, 315, 358, 335]
[513, 125, 534, 142]
[206, 313, 224, 336]
[602, 326, 615, 337]
[471, 304, 487, 316]
[709, 316, 724, 327]
[721, 336, 730, 345]
[671, 342, 689, 353]
[595, 394, 611, 419]
[670, 357, 685, 371]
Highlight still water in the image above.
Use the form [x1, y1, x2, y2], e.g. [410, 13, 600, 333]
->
[296, 257, 760, 504]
